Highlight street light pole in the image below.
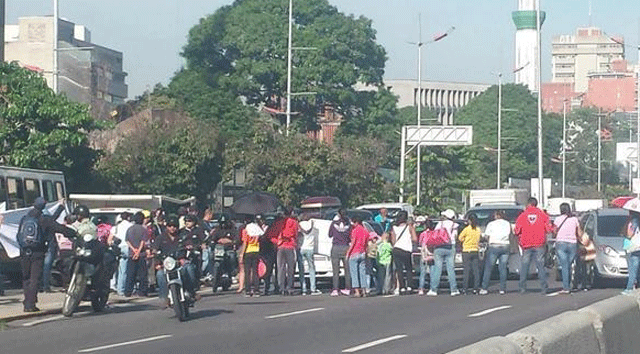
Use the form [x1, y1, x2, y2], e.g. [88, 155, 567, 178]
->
[286, 0, 293, 136]
[497, 73, 502, 189]
[637, 42, 640, 197]
[598, 110, 602, 192]
[53, 0, 59, 93]
[562, 99, 567, 198]
[416, 16, 423, 206]
[536, 0, 544, 205]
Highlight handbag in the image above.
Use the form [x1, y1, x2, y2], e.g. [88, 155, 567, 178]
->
[422, 227, 451, 248]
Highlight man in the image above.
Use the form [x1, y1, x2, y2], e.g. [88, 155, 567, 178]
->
[180, 214, 207, 283]
[374, 208, 391, 232]
[210, 215, 240, 281]
[261, 214, 281, 296]
[16, 197, 75, 312]
[514, 197, 553, 294]
[41, 198, 66, 293]
[111, 212, 132, 296]
[125, 212, 148, 297]
[277, 208, 298, 295]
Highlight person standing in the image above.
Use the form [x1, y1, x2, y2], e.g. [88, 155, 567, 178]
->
[277, 208, 298, 295]
[240, 216, 264, 297]
[480, 210, 512, 295]
[261, 214, 283, 296]
[458, 213, 481, 294]
[41, 198, 66, 293]
[299, 215, 321, 295]
[14, 197, 75, 312]
[428, 209, 460, 296]
[623, 210, 640, 295]
[111, 212, 133, 296]
[553, 203, 582, 294]
[125, 212, 148, 297]
[329, 208, 352, 296]
[391, 210, 417, 295]
[347, 216, 370, 297]
[374, 208, 391, 232]
[514, 197, 553, 294]
[376, 232, 393, 295]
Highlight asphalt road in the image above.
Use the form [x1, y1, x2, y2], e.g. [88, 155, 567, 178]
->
[0, 278, 622, 354]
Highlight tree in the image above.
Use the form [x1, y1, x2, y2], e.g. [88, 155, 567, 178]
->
[0, 62, 101, 192]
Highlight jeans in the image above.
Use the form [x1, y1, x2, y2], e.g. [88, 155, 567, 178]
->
[156, 262, 197, 299]
[42, 248, 56, 290]
[349, 253, 367, 288]
[519, 246, 548, 292]
[365, 257, 377, 290]
[418, 258, 429, 290]
[116, 256, 128, 295]
[430, 247, 458, 293]
[331, 244, 351, 290]
[556, 242, 577, 291]
[626, 252, 640, 291]
[296, 248, 307, 292]
[377, 262, 392, 294]
[300, 249, 317, 292]
[277, 248, 296, 292]
[462, 252, 480, 291]
[201, 247, 210, 276]
[392, 248, 413, 290]
[482, 245, 510, 291]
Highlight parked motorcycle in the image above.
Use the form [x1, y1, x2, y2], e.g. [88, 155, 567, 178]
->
[62, 236, 120, 317]
[156, 246, 197, 322]
[209, 244, 237, 293]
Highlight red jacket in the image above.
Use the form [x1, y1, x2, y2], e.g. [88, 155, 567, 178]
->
[278, 217, 299, 249]
[514, 206, 552, 249]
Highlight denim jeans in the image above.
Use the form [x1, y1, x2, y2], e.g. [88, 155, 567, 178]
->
[519, 246, 548, 292]
[42, 248, 56, 290]
[430, 247, 458, 293]
[201, 246, 210, 276]
[626, 252, 640, 291]
[277, 248, 296, 292]
[300, 249, 316, 292]
[556, 242, 577, 291]
[482, 245, 510, 291]
[116, 256, 128, 295]
[348, 253, 367, 288]
[365, 257, 376, 291]
[296, 248, 307, 292]
[156, 262, 197, 299]
[377, 262, 392, 294]
[418, 258, 429, 290]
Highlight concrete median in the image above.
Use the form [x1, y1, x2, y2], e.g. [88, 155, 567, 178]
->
[446, 336, 522, 354]
[578, 294, 640, 354]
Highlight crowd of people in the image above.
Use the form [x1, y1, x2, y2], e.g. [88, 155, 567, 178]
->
[8, 195, 640, 313]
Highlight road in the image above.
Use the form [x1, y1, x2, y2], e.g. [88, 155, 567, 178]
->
[0, 279, 621, 354]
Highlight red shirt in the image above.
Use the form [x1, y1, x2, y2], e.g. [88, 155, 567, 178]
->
[514, 206, 552, 249]
[265, 218, 285, 245]
[347, 224, 369, 257]
[278, 217, 299, 249]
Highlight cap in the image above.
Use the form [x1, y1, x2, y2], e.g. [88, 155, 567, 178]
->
[166, 215, 179, 227]
[415, 215, 427, 223]
[441, 209, 456, 220]
[184, 214, 197, 223]
[34, 197, 46, 210]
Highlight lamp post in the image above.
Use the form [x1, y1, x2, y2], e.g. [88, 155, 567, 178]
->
[285, 0, 293, 136]
[53, 0, 59, 93]
[562, 99, 567, 198]
[490, 72, 503, 189]
[536, 0, 544, 205]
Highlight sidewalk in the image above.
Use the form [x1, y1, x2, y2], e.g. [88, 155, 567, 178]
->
[0, 288, 154, 322]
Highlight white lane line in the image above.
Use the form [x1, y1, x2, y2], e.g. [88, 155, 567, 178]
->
[77, 334, 173, 353]
[22, 315, 65, 327]
[468, 305, 513, 318]
[264, 307, 325, 319]
[342, 334, 408, 353]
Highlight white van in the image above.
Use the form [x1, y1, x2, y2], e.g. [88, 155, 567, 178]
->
[356, 203, 414, 218]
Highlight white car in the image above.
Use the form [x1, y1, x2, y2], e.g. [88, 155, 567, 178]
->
[90, 207, 144, 226]
[356, 203, 414, 219]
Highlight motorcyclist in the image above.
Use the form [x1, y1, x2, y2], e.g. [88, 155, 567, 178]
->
[154, 215, 198, 307]
[179, 214, 206, 280]
[71, 205, 97, 240]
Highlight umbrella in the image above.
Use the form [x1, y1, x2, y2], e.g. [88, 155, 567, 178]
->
[230, 192, 282, 216]
[611, 196, 635, 208]
[622, 198, 640, 213]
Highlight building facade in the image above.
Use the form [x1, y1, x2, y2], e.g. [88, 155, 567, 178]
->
[4, 16, 128, 119]
[551, 27, 625, 93]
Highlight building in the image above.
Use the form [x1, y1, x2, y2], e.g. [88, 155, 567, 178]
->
[512, 0, 545, 92]
[383, 79, 490, 125]
[4, 16, 128, 119]
[551, 27, 625, 93]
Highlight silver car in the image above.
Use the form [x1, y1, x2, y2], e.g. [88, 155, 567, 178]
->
[582, 208, 630, 284]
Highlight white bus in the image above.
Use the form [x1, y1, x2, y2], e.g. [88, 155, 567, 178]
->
[0, 166, 67, 211]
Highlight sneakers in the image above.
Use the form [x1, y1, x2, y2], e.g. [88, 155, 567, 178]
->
[406, 287, 412, 294]
[23, 306, 40, 313]
[479, 289, 488, 295]
[393, 288, 400, 296]
[451, 290, 460, 297]
[499, 290, 506, 295]
[310, 290, 322, 296]
[418, 289, 425, 296]
[330, 289, 339, 297]
[426, 290, 437, 296]
[559, 289, 571, 295]
[340, 289, 351, 296]
[622, 289, 634, 296]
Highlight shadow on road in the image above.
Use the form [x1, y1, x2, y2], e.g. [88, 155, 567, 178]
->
[233, 301, 286, 306]
[189, 309, 233, 321]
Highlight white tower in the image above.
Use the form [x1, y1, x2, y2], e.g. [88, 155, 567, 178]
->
[512, 0, 545, 92]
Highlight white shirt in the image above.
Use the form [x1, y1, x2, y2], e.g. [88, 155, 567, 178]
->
[393, 224, 412, 252]
[113, 219, 133, 254]
[484, 219, 511, 245]
[299, 220, 318, 252]
[435, 219, 459, 245]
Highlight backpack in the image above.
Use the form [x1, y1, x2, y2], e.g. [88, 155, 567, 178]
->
[421, 228, 451, 248]
[17, 215, 44, 249]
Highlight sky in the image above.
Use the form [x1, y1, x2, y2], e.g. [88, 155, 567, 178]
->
[6, 0, 640, 98]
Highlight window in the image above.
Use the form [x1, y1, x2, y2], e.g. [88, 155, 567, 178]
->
[0, 177, 6, 210]
[7, 177, 25, 209]
[43, 180, 56, 202]
[24, 179, 41, 206]
[55, 182, 65, 200]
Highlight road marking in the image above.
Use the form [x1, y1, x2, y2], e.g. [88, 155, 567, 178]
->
[264, 307, 324, 319]
[342, 334, 408, 353]
[22, 315, 65, 327]
[468, 305, 512, 318]
[77, 334, 173, 353]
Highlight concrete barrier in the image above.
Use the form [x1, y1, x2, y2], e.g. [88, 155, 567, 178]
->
[446, 336, 522, 354]
[579, 294, 640, 354]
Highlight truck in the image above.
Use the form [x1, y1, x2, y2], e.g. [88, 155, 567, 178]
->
[468, 189, 529, 208]
[68, 194, 195, 214]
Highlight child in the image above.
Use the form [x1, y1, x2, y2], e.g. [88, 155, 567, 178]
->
[376, 232, 393, 295]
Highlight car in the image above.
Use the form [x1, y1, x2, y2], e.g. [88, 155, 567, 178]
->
[581, 208, 630, 286]
[90, 207, 144, 226]
[356, 203, 415, 219]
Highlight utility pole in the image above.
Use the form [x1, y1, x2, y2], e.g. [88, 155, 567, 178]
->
[416, 15, 423, 206]
[597, 109, 602, 192]
[536, 0, 544, 205]
[497, 73, 502, 189]
[1, 0, 5, 62]
[285, 0, 293, 135]
[53, 0, 59, 93]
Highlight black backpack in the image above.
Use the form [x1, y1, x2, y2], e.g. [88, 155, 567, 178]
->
[17, 215, 44, 249]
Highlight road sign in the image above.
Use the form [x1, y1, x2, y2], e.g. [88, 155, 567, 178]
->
[404, 125, 473, 146]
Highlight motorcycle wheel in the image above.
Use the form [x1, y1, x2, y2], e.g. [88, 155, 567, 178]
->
[211, 263, 220, 293]
[62, 263, 87, 317]
[169, 284, 187, 322]
[91, 288, 109, 312]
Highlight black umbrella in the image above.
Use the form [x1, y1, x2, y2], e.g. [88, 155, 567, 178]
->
[230, 192, 282, 216]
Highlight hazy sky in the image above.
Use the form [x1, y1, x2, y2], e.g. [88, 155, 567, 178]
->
[6, 0, 640, 98]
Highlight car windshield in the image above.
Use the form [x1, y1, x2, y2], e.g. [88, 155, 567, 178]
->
[597, 215, 628, 237]
[467, 208, 522, 227]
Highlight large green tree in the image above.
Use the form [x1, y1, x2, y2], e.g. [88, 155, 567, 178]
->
[0, 62, 101, 192]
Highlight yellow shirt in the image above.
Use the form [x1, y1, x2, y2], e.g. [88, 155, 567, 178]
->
[458, 225, 481, 252]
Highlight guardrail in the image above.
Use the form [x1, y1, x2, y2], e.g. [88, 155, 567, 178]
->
[448, 292, 640, 354]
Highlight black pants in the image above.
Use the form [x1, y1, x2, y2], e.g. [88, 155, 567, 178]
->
[261, 241, 278, 294]
[574, 258, 594, 290]
[366, 257, 377, 290]
[244, 252, 260, 293]
[393, 248, 413, 290]
[21, 251, 45, 309]
[277, 248, 296, 292]
[462, 251, 480, 291]
[331, 244, 351, 290]
[125, 257, 148, 296]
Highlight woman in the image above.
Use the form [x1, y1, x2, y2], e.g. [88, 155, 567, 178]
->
[459, 213, 481, 294]
[623, 210, 640, 295]
[553, 203, 582, 294]
[428, 209, 460, 296]
[390, 210, 417, 295]
[239, 216, 264, 297]
[480, 210, 512, 295]
[347, 216, 370, 297]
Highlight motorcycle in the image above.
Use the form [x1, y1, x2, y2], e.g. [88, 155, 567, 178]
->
[156, 246, 197, 322]
[62, 235, 120, 317]
[209, 244, 238, 293]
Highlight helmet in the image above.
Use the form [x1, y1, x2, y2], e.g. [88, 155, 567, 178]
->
[73, 205, 90, 219]
[166, 215, 179, 227]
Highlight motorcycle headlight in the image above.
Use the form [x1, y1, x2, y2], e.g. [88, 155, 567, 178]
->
[83, 234, 96, 243]
[164, 257, 177, 271]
